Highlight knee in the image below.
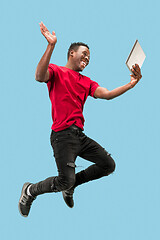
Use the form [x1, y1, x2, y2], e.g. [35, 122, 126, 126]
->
[66, 176, 76, 189]
[103, 157, 116, 175]
[109, 159, 116, 173]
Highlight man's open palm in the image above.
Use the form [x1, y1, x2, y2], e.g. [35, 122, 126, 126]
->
[39, 22, 57, 45]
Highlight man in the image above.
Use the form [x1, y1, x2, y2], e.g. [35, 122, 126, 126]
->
[18, 22, 142, 217]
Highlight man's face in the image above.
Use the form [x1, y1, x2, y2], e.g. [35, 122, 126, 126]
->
[71, 46, 90, 72]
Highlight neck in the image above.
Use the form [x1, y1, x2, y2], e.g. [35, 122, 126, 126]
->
[65, 62, 79, 72]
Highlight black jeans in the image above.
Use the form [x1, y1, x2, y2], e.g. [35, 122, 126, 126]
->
[30, 125, 116, 196]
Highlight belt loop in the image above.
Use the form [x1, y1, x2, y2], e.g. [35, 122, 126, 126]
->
[69, 124, 82, 136]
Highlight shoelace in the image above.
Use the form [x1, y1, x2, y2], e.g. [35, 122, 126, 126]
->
[21, 195, 35, 206]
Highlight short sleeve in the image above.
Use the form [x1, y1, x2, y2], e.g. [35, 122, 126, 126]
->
[89, 80, 100, 98]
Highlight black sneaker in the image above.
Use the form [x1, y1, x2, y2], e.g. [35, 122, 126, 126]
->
[18, 182, 36, 217]
[62, 188, 74, 208]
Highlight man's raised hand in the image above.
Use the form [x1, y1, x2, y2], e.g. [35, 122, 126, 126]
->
[39, 22, 57, 46]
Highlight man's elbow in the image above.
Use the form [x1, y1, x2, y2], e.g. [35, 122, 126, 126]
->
[96, 94, 111, 100]
[103, 92, 113, 100]
[35, 77, 43, 82]
[94, 88, 112, 100]
[105, 96, 111, 100]
[105, 94, 113, 100]
[101, 89, 112, 100]
[104, 90, 116, 100]
[35, 73, 44, 82]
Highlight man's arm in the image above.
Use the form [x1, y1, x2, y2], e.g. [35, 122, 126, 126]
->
[35, 22, 57, 83]
[94, 64, 142, 100]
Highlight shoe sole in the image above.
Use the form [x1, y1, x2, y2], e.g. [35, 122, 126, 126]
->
[18, 182, 31, 217]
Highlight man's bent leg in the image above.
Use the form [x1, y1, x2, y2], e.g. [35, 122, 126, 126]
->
[30, 130, 78, 197]
[29, 173, 76, 197]
[29, 147, 75, 197]
[19, 129, 79, 216]
[19, 159, 76, 217]
[75, 134, 116, 187]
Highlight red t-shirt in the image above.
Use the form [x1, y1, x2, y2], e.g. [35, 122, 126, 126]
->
[47, 64, 99, 132]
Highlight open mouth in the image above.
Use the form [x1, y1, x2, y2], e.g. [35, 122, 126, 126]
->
[81, 61, 87, 67]
[80, 58, 88, 69]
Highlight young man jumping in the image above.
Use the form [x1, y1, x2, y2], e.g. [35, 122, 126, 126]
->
[18, 22, 142, 217]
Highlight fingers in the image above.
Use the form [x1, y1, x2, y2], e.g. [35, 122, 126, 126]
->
[131, 64, 139, 76]
[39, 21, 46, 28]
[39, 22, 56, 37]
[39, 21, 48, 33]
[130, 75, 138, 82]
[38, 22, 57, 45]
[131, 64, 142, 80]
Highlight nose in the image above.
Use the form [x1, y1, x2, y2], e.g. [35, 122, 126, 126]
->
[85, 55, 89, 63]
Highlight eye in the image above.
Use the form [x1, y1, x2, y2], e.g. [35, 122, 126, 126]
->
[83, 52, 90, 60]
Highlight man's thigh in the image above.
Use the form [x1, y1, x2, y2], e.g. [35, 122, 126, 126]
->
[50, 130, 80, 176]
[79, 134, 114, 169]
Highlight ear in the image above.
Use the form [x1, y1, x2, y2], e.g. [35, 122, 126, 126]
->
[70, 50, 74, 57]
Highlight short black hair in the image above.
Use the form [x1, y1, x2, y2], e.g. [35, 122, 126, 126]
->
[67, 42, 89, 60]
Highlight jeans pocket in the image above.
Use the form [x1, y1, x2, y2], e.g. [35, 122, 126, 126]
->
[51, 131, 73, 145]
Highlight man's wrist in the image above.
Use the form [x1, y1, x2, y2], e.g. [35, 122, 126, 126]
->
[47, 43, 56, 50]
[128, 82, 132, 89]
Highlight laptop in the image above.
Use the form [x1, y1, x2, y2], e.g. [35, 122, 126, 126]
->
[126, 40, 146, 73]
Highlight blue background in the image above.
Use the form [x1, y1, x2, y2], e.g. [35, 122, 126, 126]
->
[1, 0, 160, 239]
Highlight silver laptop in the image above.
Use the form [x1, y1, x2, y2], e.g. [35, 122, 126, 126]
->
[126, 40, 146, 73]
